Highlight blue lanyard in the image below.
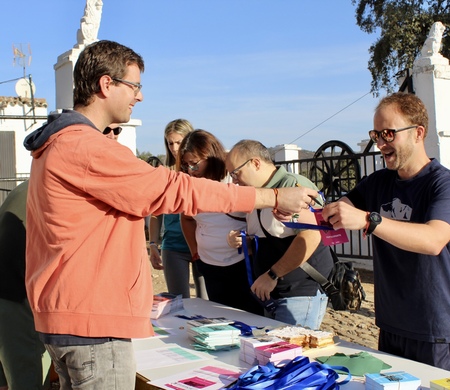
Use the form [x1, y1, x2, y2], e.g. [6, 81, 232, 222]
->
[283, 190, 332, 231]
[282, 221, 333, 231]
[227, 355, 351, 390]
[240, 230, 258, 286]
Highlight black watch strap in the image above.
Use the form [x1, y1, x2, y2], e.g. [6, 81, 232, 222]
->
[366, 212, 382, 236]
[267, 268, 280, 280]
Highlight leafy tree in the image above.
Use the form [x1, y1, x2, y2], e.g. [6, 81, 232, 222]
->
[136, 150, 166, 165]
[352, 0, 450, 93]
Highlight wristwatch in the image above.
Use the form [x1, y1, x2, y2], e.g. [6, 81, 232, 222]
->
[366, 212, 382, 236]
[267, 268, 280, 281]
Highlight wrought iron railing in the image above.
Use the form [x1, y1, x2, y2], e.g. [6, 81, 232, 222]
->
[277, 148, 385, 259]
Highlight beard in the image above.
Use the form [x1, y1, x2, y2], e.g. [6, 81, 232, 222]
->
[383, 136, 415, 172]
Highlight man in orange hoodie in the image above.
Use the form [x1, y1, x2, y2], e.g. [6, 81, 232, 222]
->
[23, 40, 318, 388]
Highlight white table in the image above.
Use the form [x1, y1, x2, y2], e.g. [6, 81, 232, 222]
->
[133, 298, 450, 389]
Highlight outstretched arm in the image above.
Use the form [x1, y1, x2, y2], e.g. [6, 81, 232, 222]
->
[323, 198, 450, 256]
[254, 186, 318, 216]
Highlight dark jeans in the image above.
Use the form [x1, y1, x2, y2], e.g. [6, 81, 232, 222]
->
[195, 260, 263, 316]
[379, 329, 450, 370]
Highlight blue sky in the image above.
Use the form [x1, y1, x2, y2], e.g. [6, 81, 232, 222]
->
[0, 0, 382, 156]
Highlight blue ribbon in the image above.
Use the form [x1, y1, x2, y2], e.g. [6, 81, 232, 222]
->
[282, 190, 333, 231]
[227, 356, 351, 390]
[240, 230, 258, 286]
[231, 321, 258, 337]
[282, 221, 333, 231]
[240, 231, 278, 314]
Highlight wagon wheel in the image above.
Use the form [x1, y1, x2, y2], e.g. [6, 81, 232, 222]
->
[308, 140, 361, 202]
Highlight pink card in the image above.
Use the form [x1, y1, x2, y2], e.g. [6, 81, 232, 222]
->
[314, 210, 349, 246]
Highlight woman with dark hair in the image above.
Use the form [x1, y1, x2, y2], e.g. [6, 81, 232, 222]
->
[179, 130, 262, 315]
[148, 120, 207, 299]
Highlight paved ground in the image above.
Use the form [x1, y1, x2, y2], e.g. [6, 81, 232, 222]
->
[152, 267, 379, 350]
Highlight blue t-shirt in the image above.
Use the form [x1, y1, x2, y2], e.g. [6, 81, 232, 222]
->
[347, 159, 450, 342]
[161, 214, 190, 253]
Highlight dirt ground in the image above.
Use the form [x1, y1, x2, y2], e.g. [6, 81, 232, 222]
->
[152, 266, 378, 350]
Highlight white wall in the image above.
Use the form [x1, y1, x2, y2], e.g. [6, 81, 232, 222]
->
[0, 98, 48, 175]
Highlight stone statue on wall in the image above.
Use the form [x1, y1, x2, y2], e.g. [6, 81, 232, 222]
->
[76, 0, 103, 46]
[420, 21, 446, 58]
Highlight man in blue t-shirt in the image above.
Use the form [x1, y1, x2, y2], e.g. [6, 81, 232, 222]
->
[323, 92, 450, 370]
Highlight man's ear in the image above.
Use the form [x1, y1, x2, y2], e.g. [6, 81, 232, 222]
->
[98, 75, 112, 97]
[252, 158, 261, 170]
[416, 125, 426, 142]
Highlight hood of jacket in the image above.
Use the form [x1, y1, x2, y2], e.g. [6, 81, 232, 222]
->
[23, 109, 97, 152]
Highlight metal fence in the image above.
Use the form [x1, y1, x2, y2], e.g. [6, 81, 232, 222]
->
[276, 145, 386, 260]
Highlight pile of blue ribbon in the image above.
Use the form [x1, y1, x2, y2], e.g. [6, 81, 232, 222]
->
[226, 355, 351, 390]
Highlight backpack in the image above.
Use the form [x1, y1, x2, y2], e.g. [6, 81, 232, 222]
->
[301, 248, 366, 311]
[327, 259, 366, 311]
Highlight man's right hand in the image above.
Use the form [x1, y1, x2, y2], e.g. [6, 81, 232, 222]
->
[280, 186, 318, 211]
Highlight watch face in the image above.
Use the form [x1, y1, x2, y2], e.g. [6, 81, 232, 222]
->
[370, 212, 382, 223]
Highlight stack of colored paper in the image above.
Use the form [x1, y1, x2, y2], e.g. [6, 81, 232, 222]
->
[150, 293, 183, 319]
[431, 378, 450, 390]
[254, 341, 303, 365]
[365, 372, 421, 390]
[190, 324, 241, 351]
[186, 317, 234, 341]
[239, 335, 283, 365]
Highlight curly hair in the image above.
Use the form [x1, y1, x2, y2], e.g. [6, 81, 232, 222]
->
[73, 40, 144, 107]
[376, 92, 429, 138]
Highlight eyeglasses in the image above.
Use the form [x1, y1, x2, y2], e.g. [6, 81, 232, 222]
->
[103, 126, 122, 136]
[368, 125, 418, 143]
[112, 78, 143, 95]
[229, 159, 252, 179]
[182, 160, 203, 172]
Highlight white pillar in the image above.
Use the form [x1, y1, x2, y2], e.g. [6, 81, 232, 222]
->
[52, 0, 140, 155]
[272, 144, 301, 173]
[412, 22, 450, 169]
[54, 47, 84, 110]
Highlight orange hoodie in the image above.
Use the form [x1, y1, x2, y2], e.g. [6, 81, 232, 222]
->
[25, 124, 255, 339]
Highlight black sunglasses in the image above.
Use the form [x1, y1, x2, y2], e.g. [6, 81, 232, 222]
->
[103, 126, 122, 136]
[368, 125, 417, 143]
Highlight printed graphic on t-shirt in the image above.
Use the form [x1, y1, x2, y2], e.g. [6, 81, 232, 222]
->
[380, 198, 412, 221]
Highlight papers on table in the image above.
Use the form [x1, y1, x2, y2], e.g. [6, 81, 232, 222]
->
[365, 372, 421, 390]
[190, 324, 241, 351]
[135, 344, 210, 372]
[431, 378, 450, 390]
[151, 293, 184, 319]
[148, 364, 240, 390]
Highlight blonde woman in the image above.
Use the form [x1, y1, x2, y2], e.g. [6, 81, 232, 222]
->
[149, 119, 207, 299]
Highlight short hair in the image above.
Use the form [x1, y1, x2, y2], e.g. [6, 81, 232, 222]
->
[177, 129, 227, 181]
[376, 92, 429, 138]
[73, 40, 145, 107]
[230, 139, 273, 164]
[164, 119, 194, 169]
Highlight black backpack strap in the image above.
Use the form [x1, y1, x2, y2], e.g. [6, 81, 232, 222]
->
[257, 210, 340, 297]
[226, 213, 247, 222]
[300, 262, 339, 297]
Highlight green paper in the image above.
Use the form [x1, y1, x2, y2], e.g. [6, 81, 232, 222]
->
[315, 351, 392, 377]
